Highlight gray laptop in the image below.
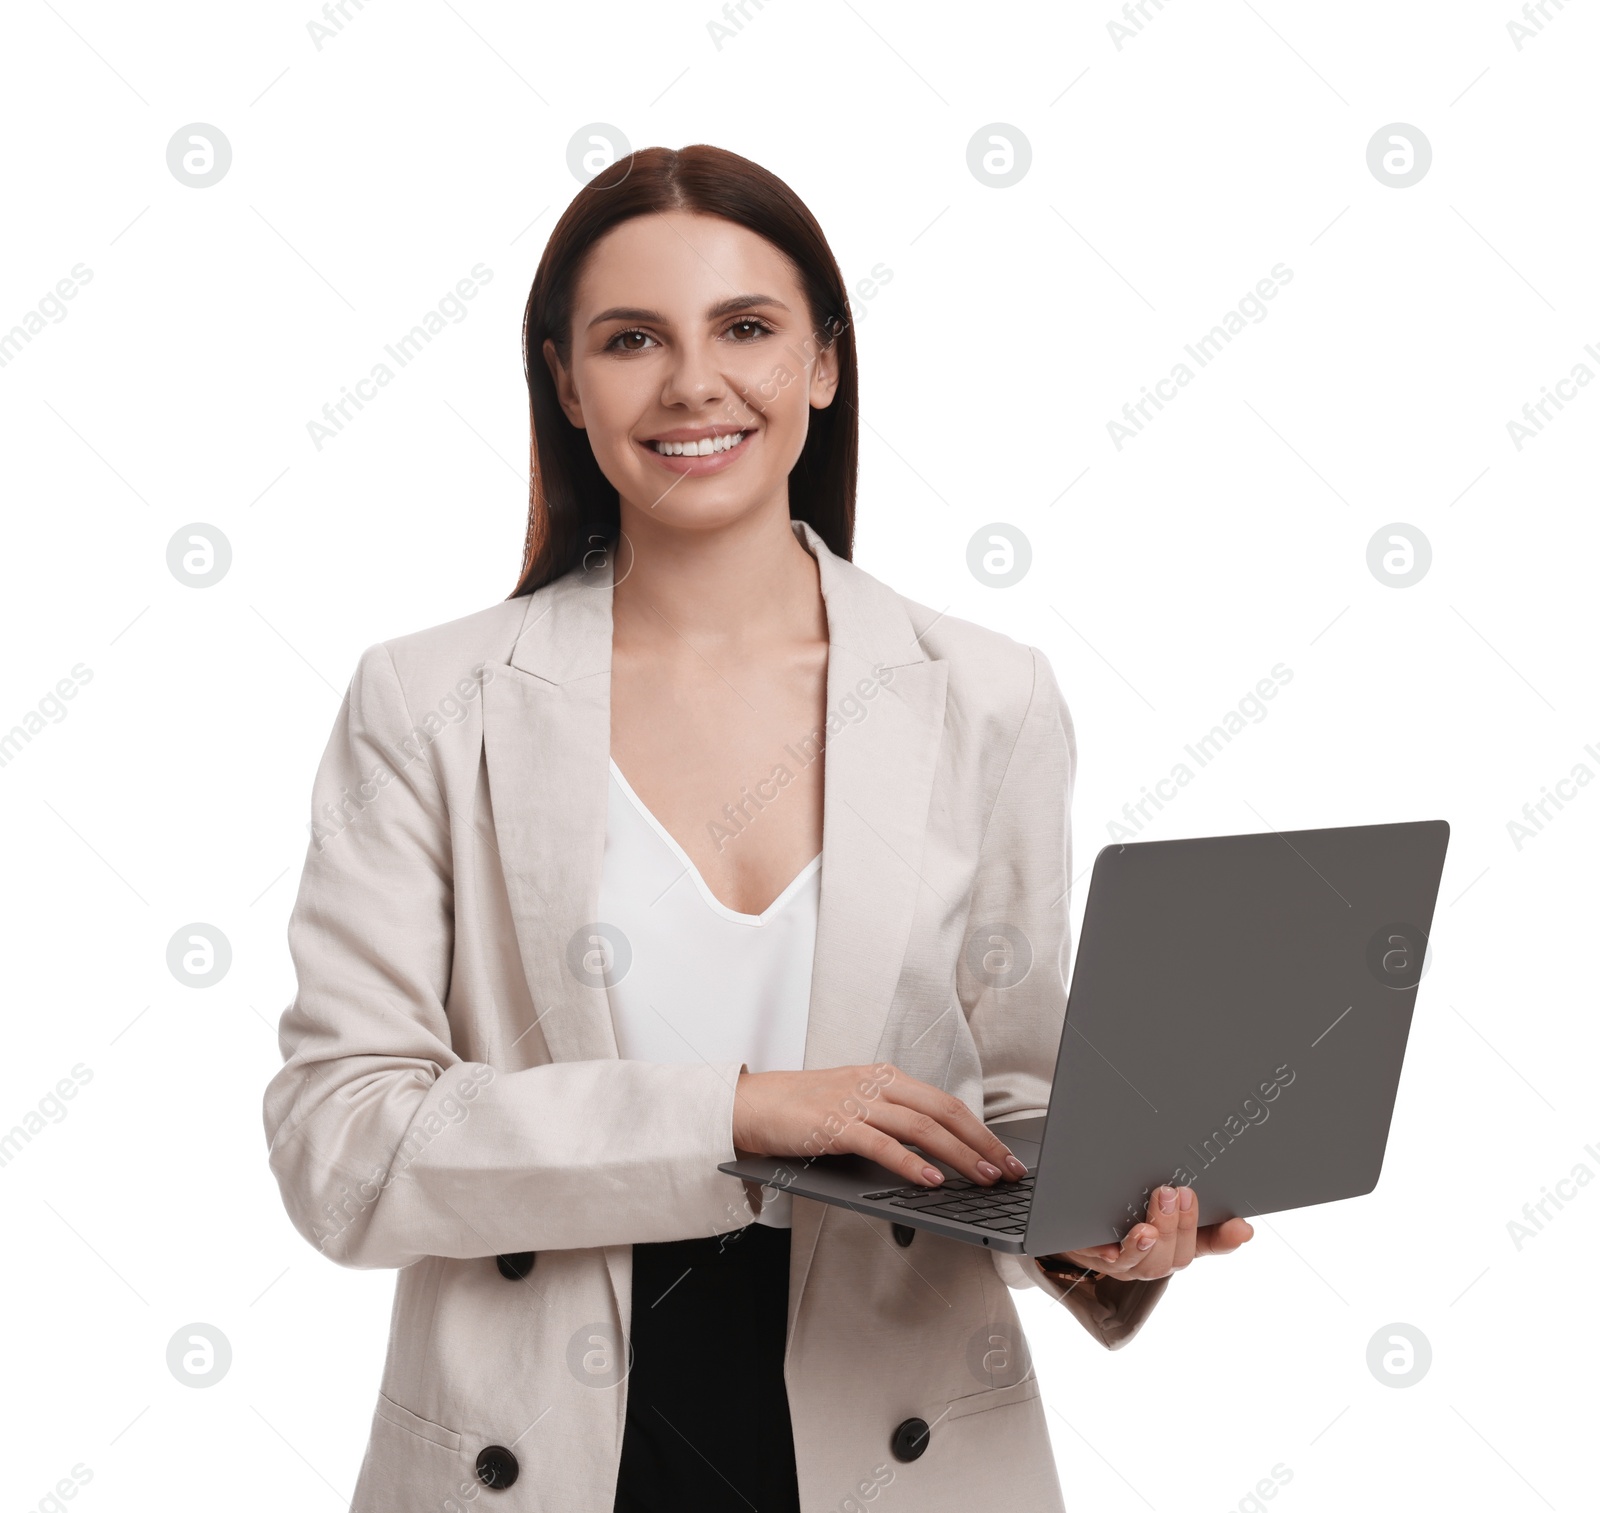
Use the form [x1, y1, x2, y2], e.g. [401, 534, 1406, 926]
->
[720, 818, 1449, 1256]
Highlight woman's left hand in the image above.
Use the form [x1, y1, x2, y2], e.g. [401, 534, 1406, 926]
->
[1044, 1185, 1254, 1282]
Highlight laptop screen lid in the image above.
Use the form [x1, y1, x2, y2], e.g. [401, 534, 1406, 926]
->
[1021, 819, 1449, 1258]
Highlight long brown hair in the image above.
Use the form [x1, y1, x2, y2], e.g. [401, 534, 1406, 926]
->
[509, 144, 858, 598]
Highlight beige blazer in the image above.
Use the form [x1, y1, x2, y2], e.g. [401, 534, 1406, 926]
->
[263, 519, 1169, 1512]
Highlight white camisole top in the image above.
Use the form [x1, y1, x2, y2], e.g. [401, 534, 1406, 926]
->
[599, 758, 820, 1229]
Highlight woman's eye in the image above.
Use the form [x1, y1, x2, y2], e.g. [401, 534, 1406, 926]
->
[606, 319, 770, 353]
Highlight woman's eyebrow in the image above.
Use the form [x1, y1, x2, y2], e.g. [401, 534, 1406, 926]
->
[586, 293, 791, 329]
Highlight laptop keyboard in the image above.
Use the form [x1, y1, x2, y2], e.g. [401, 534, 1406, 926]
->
[860, 1175, 1034, 1234]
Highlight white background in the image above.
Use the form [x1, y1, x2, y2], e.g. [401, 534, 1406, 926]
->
[2, 2, 1595, 1509]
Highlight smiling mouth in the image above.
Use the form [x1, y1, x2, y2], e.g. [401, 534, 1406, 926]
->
[645, 429, 749, 456]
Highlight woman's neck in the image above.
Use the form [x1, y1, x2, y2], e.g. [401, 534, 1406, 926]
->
[610, 504, 826, 653]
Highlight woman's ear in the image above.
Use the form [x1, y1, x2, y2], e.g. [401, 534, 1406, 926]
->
[543, 337, 586, 429]
[808, 334, 841, 411]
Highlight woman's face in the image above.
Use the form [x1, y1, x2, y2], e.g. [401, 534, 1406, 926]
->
[545, 210, 839, 536]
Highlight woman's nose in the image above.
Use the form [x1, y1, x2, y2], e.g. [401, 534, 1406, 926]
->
[659, 341, 732, 408]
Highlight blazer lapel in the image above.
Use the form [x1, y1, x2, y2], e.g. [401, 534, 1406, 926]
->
[796, 520, 949, 1074]
[481, 553, 619, 1068]
[786, 521, 949, 1333]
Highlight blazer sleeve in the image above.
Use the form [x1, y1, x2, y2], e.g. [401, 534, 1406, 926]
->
[261, 641, 749, 1270]
[961, 644, 1170, 1350]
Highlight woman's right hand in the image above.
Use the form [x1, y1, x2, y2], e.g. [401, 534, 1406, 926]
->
[731, 1064, 1029, 1190]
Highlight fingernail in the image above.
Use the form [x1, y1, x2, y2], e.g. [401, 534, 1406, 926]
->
[1138, 1233, 1156, 1251]
[1158, 1187, 1176, 1214]
[1004, 1155, 1027, 1176]
[977, 1160, 1002, 1181]
[922, 1166, 943, 1184]
[1178, 1188, 1194, 1211]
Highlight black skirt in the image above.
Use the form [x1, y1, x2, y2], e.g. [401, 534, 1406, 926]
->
[613, 1222, 801, 1512]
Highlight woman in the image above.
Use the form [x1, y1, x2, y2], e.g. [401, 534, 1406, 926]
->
[263, 143, 1253, 1513]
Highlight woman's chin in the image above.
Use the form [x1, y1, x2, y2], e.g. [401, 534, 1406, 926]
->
[618, 484, 785, 536]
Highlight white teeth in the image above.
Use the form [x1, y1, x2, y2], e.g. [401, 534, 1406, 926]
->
[649, 430, 746, 456]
